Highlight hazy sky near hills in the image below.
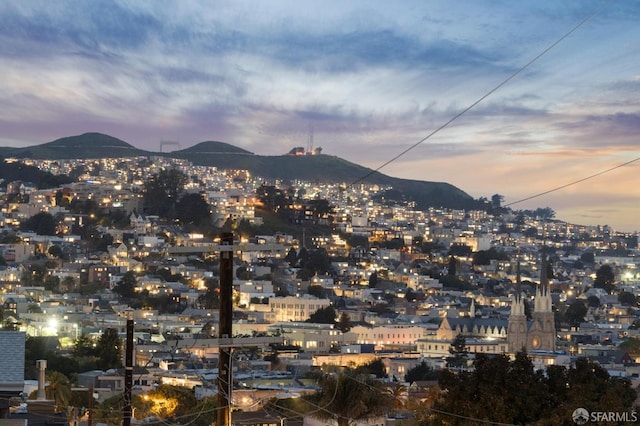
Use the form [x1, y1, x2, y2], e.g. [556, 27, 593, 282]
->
[1, 1, 639, 232]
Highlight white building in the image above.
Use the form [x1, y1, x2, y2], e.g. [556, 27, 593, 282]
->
[350, 324, 428, 350]
[267, 295, 331, 322]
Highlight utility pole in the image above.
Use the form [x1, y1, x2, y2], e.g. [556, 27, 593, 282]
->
[216, 232, 234, 426]
[123, 317, 134, 426]
[88, 384, 93, 426]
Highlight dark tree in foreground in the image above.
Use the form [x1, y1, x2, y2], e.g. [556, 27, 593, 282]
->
[434, 352, 637, 425]
[405, 361, 439, 383]
[356, 358, 388, 379]
[304, 370, 393, 426]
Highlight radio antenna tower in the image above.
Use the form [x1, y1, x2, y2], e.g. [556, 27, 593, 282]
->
[307, 123, 314, 155]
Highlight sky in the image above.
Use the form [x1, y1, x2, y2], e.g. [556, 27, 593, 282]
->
[1, 0, 639, 233]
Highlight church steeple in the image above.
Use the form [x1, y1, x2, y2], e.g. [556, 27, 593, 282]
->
[511, 258, 525, 316]
[535, 253, 552, 313]
[508, 252, 528, 353]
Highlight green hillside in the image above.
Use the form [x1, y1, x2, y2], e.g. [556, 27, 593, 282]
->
[176, 141, 253, 155]
[0, 132, 480, 210]
[0, 133, 150, 159]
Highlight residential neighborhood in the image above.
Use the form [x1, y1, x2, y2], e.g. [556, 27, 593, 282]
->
[1, 155, 639, 425]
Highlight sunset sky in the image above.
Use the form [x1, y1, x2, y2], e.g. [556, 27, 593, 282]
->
[1, 1, 639, 232]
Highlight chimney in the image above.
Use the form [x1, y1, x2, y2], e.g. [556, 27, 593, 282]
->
[28, 359, 55, 415]
[36, 359, 47, 400]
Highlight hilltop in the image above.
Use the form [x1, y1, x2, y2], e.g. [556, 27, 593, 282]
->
[0, 132, 481, 210]
[0, 133, 150, 159]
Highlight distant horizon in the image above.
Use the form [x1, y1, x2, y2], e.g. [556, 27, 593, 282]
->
[1, 1, 639, 232]
[3, 130, 638, 235]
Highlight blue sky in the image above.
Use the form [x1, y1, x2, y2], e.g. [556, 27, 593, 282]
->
[1, 0, 639, 232]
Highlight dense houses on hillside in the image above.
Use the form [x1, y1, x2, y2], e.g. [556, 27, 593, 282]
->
[1, 155, 639, 424]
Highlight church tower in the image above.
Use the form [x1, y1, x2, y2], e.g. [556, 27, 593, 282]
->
[508, 259, 528, 353]
[529, 253, 556, 351]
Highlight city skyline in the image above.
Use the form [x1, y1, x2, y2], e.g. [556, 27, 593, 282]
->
[1, 1, 639, 232]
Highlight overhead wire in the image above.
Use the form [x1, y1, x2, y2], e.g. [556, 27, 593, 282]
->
[49, 1, 622, 424]
[503, 155, 640, 207]
[350, 0, 616, 194]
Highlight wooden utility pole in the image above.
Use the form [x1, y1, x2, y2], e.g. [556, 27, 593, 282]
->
[123, 318, 134, 426]
[216, 232, 234, 426]
[87, 384, 93, 426]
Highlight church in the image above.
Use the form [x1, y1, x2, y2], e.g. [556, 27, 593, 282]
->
[430, 254, 557, 356]
[507, 255, 557, 353]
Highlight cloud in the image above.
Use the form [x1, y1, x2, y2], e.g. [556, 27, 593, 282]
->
[1, 0, 639, 230]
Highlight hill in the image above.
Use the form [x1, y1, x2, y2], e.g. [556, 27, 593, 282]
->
[169, 149, 479, 210]
[0, 133, 481, 210]
[177, 141, 253, 155]
[0, 160, 74, 189]
[0, 133, 150, 159]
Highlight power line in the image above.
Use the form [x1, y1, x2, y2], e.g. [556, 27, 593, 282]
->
[351, 0, 614, 187]
[504, 155, 640, 207]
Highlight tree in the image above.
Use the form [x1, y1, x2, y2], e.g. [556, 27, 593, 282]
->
[434, 352, 637, 425]
[145, 384, 198, 420]
[95, 328, 123, 370]
[45, 371, 72, 412]
[307, 285, 327, 299]
[448, 244, 472, 257]
[143, 169, 187, 218]
[447, 255, 457, 276]
[296, 247, 310, 267]
[302, 248, 333, 276]
[72, 334, 97, 358]
[581, 251, 595, 264]
[619, 338, 640, 357]
[114, 271, 137, 299]
[256, 184, 287, 212]
[618, 291, 637, 306]
[472, 247, 509, 266]
[368, 270, 378, 288]
[357, 358, 388, 379]
[235, 265, 253, 280]
[404, 361, 439, 383]
[564, 300, 587, 327]
[48, 244, 63, 259]
[22, 212, 57, 235]
[307, 198, 333, 220]
[405, 288, 417, 302]
[197, 278, 220, 309]
[304, 370, 394, 426]
[336, 312, 352, 333]
[175, 192, 211, 226]
[284, 247, 298, 266]
[446, 334, 468, 368]
[587, 295, 601, 307]
[43, 275, 60, 292]
[307, 306, 337, 324]
[594, 264, 615, 293]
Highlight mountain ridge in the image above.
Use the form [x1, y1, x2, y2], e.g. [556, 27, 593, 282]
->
[0, 132, 481, 210]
